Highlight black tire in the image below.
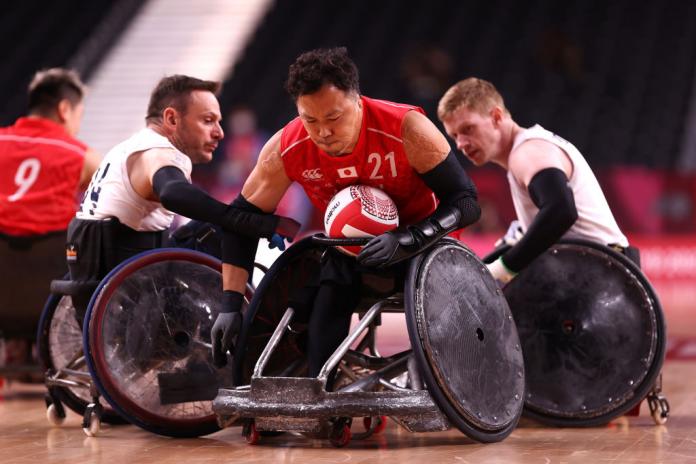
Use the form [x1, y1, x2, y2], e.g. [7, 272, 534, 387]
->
[83, 248, 232, 438]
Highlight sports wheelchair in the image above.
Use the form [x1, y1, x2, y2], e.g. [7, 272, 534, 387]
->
[213, 234, 527, 446]
[483, 239, 669, 427]
[38, 242, 266, 438]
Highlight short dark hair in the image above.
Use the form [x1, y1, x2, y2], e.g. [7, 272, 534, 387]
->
[28, 68, 85, 116]
[146, 75, 221, 123]
[285, 47, 360, 101]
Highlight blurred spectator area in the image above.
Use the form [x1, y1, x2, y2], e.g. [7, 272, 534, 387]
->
[0, 0, 144, 126]
[218, 0, 696, 171]
[2, 0, 696, 235]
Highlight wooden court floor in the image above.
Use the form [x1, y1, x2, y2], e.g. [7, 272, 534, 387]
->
[1, 280, 695, 464]
[0, 358, 693, 464]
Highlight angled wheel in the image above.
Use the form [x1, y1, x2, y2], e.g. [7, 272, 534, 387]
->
[234, 237, 322, 385]
[493, 239, 666, 426]
[83, 248, 238, 437]
[405, 239, 525, 443]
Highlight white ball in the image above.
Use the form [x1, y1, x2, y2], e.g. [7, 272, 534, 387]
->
[324, 185, 399, 256]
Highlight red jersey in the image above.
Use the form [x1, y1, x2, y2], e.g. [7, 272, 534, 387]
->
[280, 96, 437, 225]
[0, 117, 86, 235]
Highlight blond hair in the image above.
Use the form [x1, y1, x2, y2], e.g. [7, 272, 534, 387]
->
[437, 77, 509, 121]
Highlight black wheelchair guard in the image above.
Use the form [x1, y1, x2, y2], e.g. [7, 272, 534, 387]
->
[483, 239, 667, 427]
[405, 239, 525, 443]
[82, 248, 232, 438]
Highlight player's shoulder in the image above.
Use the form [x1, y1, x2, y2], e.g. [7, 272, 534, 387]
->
[365, 96, 423, 127]
[140, 146, 191, 172]
[509, 137, 567, 185]
[364, 96, 421, 113]
[279, 119, 311, 158]
[258, 130, 286, 176]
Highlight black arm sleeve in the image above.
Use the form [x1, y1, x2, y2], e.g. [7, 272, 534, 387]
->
[153, 166, 279, 238]
[153, 166, 228, 222]
[502, 167, 578, 272]
[221, 199, 262, 275]
[419, 151, 481, 227]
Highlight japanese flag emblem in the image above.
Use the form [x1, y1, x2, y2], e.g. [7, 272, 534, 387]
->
[337, 166, 358, 178]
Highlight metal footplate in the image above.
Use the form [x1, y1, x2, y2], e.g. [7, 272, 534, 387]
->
[214, 377, 449, 433]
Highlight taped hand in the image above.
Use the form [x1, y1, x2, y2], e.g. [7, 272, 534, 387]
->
[486, 256, 517, 286]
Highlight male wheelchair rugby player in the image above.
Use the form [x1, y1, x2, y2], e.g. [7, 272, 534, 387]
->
[212, 185, 526, 446]
[482, 228, 669, 427]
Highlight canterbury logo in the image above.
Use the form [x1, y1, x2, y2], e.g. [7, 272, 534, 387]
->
[302, 168, 323, 180]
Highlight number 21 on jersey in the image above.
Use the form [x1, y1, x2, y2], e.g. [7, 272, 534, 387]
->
[367, 151, 397, 179]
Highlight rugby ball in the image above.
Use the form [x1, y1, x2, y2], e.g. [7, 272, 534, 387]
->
[324, 185, 399, 256]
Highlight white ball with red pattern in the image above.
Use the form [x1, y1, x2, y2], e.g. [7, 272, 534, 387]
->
[324, 185, 399, 256]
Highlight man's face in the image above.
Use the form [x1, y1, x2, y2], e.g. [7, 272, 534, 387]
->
[172, 90, 224, 164]
[296, 84, 362, 156]
[441, 105, 501, 166]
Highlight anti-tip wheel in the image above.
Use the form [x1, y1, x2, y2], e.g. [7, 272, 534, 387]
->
[649, 396, 670, 425]
[330, 422, 352, 448]
[363, 416, 387, 435]
[243, 421, 260, 445]
[46, 403, 66, 426]
[83, 408, 102, 437]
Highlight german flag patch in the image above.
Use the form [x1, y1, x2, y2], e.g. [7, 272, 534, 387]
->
[66, 243, 78, 262]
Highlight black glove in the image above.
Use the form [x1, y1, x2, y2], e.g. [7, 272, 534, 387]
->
[211, 312, 242, 368]
[357, 205, 461, 268]
[211, 290, 244, 368]
[356, 231, 406, 268]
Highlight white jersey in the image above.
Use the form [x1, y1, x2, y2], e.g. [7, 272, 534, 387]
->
[77, 128, 192, 231]
[508, 124, 628, 247]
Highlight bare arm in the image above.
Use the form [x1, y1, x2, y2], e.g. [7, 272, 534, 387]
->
[79, 147, 101, 189]
[223, 130, 293, 293]
[401, 110, 451, 172]
[240, 131, 293, 212]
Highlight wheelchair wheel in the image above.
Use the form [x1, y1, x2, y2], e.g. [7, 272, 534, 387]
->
[490, 239, 666, 427]
[37, 292, 126, 425]
[405, 239, 525, 443]
[234, 237, 321, 385]
[83, 248, 236, 438]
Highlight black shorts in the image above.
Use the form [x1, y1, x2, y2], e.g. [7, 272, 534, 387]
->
[66, 217, 167, 283]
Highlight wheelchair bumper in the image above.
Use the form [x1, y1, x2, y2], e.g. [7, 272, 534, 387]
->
[214, 376, 449, 433]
